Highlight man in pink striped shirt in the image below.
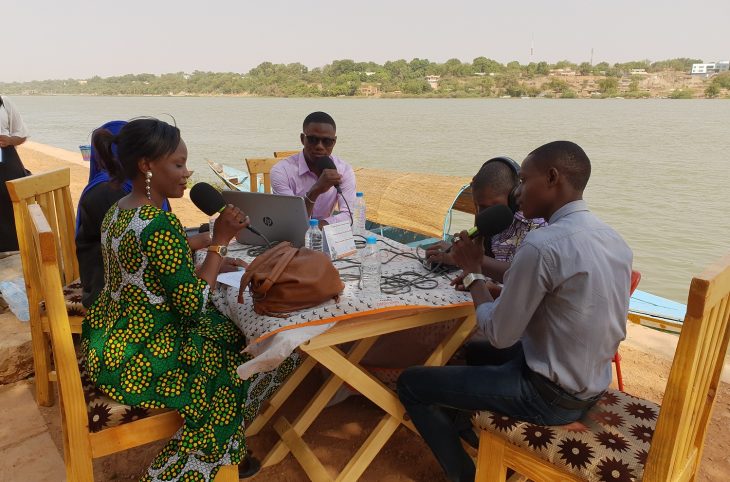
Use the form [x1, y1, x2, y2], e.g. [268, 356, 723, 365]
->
[270, 112, 356, 227]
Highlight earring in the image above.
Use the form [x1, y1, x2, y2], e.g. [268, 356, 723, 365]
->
[145, 171, 152, 200]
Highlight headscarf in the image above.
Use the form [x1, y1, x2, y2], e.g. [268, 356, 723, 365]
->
[75, 120, 170, 233]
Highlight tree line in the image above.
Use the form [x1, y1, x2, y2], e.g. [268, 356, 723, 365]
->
[1, 57, 722, 98]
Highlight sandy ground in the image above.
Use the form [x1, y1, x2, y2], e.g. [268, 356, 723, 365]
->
[6, 143, 730, 480]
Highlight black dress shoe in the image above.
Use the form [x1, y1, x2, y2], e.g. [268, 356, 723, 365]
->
[238, 456, 261, 479]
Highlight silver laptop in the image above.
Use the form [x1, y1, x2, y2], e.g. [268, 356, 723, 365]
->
[221, 190, 309, 247]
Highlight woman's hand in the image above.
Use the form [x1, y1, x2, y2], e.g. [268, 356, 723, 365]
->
[219, 257, 247, 273]
[212, 204, 249, 245]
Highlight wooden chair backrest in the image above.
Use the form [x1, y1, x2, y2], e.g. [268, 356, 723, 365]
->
[644, 253, 730, 480]
[273, 150, 299, 159]
[7, 168, 78, 289]
[245, 157, 280, 193]
[28, 203, 93, 479]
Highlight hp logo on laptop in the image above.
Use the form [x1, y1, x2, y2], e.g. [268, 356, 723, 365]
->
[263, 216, 274, 227]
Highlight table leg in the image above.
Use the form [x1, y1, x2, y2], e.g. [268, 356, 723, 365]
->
[261, 335, 380, 468]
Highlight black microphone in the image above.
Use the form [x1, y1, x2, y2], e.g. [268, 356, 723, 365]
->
[189, 182, 263, 237]
[445, 204, 514, 253]
[315, 155, 342, 194]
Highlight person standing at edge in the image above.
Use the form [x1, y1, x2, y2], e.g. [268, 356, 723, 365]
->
[0, 95, 30, 254]
[397, 141, 633, 482]
[270, 111, 356, 228]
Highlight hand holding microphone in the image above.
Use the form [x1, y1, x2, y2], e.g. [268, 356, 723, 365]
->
[312, 156, 343, 194]
[189, 182, 258, 243]
[447, 204, 514, 273]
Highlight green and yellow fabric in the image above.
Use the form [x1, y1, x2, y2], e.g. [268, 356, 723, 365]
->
[82, 204, 249, 481]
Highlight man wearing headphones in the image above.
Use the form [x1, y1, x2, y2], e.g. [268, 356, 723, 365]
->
[425, 156, 544, 285]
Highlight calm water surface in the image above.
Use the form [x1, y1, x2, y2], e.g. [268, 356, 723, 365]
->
[12, 96, 730, 303]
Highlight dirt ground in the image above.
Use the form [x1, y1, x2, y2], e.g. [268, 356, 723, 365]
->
[34, 343, 729, 481]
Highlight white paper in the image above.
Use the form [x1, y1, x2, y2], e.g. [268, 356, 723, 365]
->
[322, 220, 357, 259]
[216, 269, 245, 288]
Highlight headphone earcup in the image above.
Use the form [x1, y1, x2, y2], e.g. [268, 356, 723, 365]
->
[507, 186, 519, 214]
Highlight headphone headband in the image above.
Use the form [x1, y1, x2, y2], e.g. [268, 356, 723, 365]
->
[481, 156, 520, 177]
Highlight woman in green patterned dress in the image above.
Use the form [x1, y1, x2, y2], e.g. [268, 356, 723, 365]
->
[82, 118, 258, 481]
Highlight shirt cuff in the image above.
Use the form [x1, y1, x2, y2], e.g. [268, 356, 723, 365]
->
[324, 212, 350, 225]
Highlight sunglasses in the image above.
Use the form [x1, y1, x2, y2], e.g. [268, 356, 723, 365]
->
[304, 134, 336, 148]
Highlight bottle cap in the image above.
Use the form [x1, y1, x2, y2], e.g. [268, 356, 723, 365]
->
[309, 219, 318, 227]
[366, 236, 377, 244]
[356, 192, 364, 197]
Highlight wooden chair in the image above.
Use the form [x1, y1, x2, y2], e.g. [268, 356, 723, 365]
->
[245, 157, 280, 193]
[613, 270, 642, 391]
[28, 202, 238, 482]
[273, 150, 299, 158]
[473, 253, 730, 481]
[6, 168, 85, 406]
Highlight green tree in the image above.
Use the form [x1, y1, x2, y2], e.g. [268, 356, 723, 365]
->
[598, 77, 619, 95]
[704, 84, 720, 98]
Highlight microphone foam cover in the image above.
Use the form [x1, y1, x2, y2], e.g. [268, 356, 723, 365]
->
[190, 182, 226, 216]
[315, 155, 336, 171]
[475, 204, 515, 238]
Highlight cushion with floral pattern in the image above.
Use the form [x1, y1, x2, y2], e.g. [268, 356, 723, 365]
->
[473, 389, 659, 482]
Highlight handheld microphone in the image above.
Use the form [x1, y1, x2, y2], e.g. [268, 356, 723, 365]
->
[315, 155, 342, 194]
[189, 182, 264, 238]
[445, 204, 514, 253]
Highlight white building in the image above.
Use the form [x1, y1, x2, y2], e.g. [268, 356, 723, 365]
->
[691, 61, 730, 76]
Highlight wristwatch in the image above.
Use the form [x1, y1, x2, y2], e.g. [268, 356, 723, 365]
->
[208, 245, 228, 257]
[463, 272, 487, 290]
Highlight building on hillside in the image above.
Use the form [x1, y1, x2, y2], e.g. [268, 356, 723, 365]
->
[425, 75, 441, 89]
[629, 69, 648, 76]
[359, 84, 380, 96]
[548, 68, 577, 76]
[691, 61, 730, 76]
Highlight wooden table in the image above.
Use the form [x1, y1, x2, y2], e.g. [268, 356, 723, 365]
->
[244, 304, 476, 481]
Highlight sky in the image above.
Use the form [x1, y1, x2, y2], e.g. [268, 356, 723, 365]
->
[3, 0, 728, 82]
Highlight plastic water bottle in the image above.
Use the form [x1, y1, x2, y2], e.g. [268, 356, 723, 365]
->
[305, 219, 323, 252]
[353, 192, 366, 235]
[0, 277, 30, 322]
[359, 236, 381, 296]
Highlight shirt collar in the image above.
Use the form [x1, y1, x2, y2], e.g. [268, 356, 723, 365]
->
[548, 200, 589, 224]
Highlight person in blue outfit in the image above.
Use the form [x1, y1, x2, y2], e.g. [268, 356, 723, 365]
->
[76, 120, 175, 307]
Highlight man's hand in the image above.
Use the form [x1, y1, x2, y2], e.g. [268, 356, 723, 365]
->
[450, 230, 485, 275]
[425, 241, 455, 267]
[0, 135, 11, 148]
[310, 168, 342, 196]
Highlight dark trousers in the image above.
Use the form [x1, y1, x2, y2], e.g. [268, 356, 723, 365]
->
[397, 347, 594, 482]
[0, 146, 28, 252]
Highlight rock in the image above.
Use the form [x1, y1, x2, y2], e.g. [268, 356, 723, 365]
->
[0, 312, 33, 384]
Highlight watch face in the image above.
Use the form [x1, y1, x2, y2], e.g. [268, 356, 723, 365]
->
[219, 246, 228, 256]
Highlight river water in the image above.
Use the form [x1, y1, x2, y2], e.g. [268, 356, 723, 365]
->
[11, 96, 730, 303]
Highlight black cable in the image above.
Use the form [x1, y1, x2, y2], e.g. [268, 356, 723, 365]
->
[338, 191, 354, 227]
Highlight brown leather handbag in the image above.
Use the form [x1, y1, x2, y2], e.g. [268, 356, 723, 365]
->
[238, 242, 345, 317]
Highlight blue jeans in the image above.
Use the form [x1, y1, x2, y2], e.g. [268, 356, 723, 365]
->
[397, 350, 592, 482]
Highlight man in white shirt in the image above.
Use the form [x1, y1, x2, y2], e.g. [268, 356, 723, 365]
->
[397, 141, 633, 482]
[0, 95, 30, 253]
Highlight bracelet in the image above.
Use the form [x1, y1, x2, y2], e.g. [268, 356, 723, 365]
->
[304, 191, 315, 204]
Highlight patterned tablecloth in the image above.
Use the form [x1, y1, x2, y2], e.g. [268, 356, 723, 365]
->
[198, 236, 472, 378]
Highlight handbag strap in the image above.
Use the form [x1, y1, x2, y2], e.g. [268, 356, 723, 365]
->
[258, 246, 298, 293]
